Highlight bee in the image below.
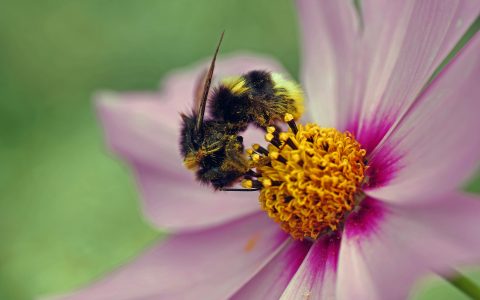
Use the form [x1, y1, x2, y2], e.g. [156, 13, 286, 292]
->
[210, 70, 304, 128]
[179, 32, 304, 190]
[180, 32, 250, 190]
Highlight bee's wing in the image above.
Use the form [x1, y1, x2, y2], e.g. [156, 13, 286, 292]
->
[194, 31, 224, 134]
[193, 69, 208, 114]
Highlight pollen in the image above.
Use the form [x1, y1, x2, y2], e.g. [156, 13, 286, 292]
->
[249, 117, 367, 240]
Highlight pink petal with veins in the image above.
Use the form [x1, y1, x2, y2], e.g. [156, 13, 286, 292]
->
[366, 34, 480, 203]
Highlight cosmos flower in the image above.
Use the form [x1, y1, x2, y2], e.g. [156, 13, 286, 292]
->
[63, 1, 480, 299]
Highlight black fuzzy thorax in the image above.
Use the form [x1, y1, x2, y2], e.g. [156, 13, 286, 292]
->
[209, 86, 251, 127]
[243, 70, 275, 98]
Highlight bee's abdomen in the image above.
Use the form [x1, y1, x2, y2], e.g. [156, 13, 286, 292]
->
[209, 70, 304, 129]
[243, 71, 304, 127]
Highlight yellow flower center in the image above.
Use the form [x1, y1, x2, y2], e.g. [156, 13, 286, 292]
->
[244, 114, 367, 240]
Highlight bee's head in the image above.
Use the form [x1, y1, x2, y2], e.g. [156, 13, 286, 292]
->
[180, 113, 208, 171]
[180, 112, 203, 150]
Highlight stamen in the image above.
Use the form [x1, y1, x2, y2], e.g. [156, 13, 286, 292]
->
[266, 126, 282, 147]
[265, 133, 282, 148]
[284, 113, 298, 134]
[260, 178, 272, 187]
[241, 179, 263, 189]
[266, 126, 276, 134]
[252, 143, 269, 155]
[250, 123, 367, 240]
[251, 153, 261, 163]
[267, 144, 278, 152]
[269, 151, 287, 164]
[284, 137, 298, 150]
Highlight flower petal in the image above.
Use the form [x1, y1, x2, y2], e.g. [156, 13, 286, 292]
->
[131, 160, 261, 233]
[337, 197, 425, 300]
[296, 0, 361, 127]
[387, 192, 480, 270]
[230, 240, 310, 300]
[297, 0, 479, 151]
[338, 194, 480, 299]
[356, 0, 480, 152]
[60, 213, 288, 300]
[279, 234, 341, 300]
[365, 34, 480, 203]
[96, 54, 288, 231]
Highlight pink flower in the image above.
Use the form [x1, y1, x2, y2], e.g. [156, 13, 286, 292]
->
[63, 1, 480, 299]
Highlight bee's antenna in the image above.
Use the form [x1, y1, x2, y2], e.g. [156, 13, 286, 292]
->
[195, 31, 225, 134]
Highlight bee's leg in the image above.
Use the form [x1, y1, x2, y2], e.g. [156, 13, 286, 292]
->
[197, 167, 224, 185]
[221, 136, 250, 173]
[220, 187, 260, 192]
[225, 121, 248, 134]
[200, 167, 244, 190]
[220, 157, 250, 175]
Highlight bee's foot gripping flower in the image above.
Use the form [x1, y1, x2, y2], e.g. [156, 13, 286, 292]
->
[243, 114, 367, 240]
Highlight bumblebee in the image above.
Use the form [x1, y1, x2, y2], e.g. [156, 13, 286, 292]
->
[210, 70, 304, 128]
[179, 32, 304, 190]
[180, 32, 250, 190]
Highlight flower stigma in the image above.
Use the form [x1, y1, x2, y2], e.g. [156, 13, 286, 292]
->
[243, 113, 367, 240]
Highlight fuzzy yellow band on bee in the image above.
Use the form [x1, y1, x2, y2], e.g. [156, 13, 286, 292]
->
[221, 76, 249, 95]
[270, 73, 304, 120]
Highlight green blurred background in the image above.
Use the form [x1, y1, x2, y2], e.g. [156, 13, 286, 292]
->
[0, 1, 479, 299]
